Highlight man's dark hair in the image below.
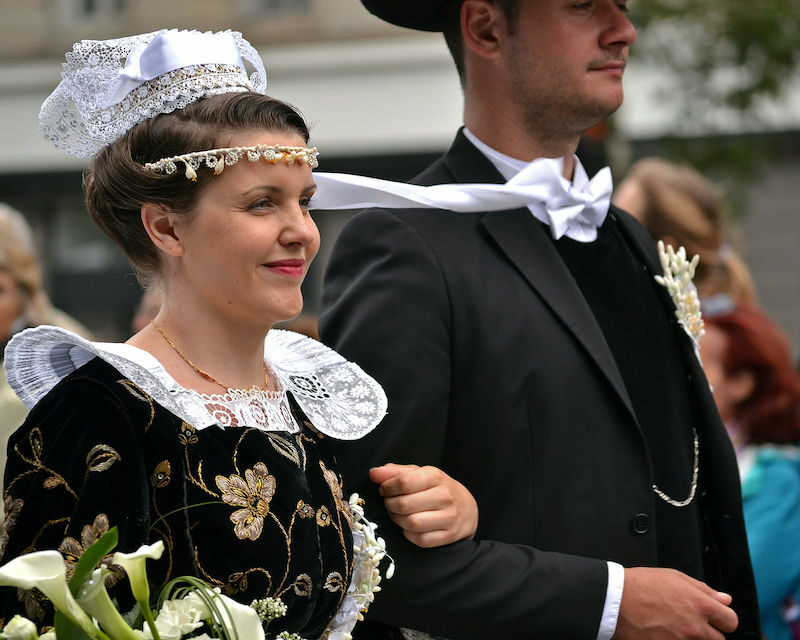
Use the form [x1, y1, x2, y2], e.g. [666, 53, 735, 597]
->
[441, 0, 521, 85]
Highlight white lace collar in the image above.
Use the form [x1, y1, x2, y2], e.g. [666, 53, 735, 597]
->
[3, 325, 387, 440]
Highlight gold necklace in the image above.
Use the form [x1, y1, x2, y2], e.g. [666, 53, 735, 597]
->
[151, 320, 269, 392]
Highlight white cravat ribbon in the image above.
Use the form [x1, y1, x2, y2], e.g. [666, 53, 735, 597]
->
[99, 30, 247, 109]
[312, 157, 612, 241]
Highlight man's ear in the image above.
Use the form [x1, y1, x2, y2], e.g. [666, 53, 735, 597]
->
[461, 0, 505, 59]
[141, 202, 185, 257]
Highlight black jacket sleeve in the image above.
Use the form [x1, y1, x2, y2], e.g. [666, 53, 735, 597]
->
[320, 208, 608, 639]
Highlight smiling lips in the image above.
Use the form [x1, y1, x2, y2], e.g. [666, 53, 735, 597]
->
[264, 259, 305, 278]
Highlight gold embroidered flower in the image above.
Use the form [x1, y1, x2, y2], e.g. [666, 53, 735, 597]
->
[150, 460, 171, 488]
[316, 505, 331, 528]
[296, 500, 315, 519]
[177, 422, 198, 446]
[58, 514, 121, 587]
[215, 463, 276, 541]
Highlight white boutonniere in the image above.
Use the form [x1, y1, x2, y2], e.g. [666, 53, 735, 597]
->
[654, 241, 705, 360]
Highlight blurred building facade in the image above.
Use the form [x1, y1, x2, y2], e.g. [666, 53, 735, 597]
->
[1, 1, 799, 349]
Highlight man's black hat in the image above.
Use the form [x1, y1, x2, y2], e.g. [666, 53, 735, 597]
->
[360, 0, 450, 32]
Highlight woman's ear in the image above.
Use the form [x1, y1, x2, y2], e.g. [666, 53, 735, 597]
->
[141, 203, 185, 257]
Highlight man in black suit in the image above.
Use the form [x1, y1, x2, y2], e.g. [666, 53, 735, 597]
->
[319, 1, 761, 638]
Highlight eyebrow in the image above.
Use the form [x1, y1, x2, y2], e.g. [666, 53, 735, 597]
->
[241, 183, 317, 197]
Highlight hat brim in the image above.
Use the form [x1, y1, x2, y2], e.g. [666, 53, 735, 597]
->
[360, 0, 449, 32]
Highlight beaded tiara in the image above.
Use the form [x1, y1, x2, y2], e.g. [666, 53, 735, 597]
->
[144, 144, 320, 181]
[39, 29, 267, 158]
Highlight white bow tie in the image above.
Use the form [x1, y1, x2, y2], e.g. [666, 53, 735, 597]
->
[311, 158, 613, 242]
[507, 157, 612, 241]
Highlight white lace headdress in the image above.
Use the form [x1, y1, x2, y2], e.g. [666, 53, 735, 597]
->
[39, 29, 267, 158]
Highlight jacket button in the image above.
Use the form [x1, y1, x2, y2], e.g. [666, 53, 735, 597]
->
[631, 513, 650, 535]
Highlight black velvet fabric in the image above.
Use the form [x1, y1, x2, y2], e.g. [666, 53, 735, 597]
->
[0, 357, 354, 638]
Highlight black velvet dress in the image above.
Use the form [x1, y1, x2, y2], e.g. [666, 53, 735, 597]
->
[0, 328, 387, 639]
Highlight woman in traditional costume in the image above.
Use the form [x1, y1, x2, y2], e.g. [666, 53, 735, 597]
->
[0, 29, 477, 639]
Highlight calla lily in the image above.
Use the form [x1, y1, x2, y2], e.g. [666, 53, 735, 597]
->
[77, 567, 140, 640]
[0, 551, 97, 637]
[112, 541, 164, 605]
[211, 592, 264, 640]
[113, 541, 164, 640]
[37, 632, 55, 640]
[1, 614, 38, 640]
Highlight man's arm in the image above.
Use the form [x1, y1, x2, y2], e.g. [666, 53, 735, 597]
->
[320, 209, 609, 638]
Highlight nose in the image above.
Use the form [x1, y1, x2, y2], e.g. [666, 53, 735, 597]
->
[281, 207, 319, 249]
[602, 3, 637, 49]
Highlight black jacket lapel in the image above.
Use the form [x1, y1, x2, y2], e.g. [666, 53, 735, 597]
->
[437, 130, 638, 423]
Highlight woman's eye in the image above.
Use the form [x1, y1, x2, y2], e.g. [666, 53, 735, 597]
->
[249, 198, 273, 210]
[300, 197, 312, 208]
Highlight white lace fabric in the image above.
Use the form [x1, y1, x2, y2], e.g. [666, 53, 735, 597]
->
[4, 326, 387, 440]
[39, 29, 266, 158]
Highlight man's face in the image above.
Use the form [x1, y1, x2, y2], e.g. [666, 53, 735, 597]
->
[503, 0, 636, 139]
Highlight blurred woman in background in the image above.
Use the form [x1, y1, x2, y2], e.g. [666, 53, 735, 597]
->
[700, 298, 800, 640]
[613, 156, 758, 305]
[0, 203, 89, 478]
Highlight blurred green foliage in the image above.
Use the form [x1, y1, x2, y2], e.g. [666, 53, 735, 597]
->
[623, 0, 800, 213]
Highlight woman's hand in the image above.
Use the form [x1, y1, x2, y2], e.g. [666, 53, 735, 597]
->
[369, 463, 478, 548]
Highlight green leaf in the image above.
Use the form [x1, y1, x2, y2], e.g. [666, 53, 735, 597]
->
[54, 610, 95, 640]
[68, 527, 119, 596]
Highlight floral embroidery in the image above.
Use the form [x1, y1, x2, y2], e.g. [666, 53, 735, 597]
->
[215, 463, 276, 541]
[316, 506, 331, 528]
[150, 461, 172, 488]
[177, 421, 198, 446]
[58, 514, 121, 587]
[295, 500, 315, 519]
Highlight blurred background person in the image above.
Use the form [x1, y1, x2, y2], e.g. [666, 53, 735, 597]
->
[0, 203, 90, 481]
[700, 297, 800, 640]
[613, 156, 758, 305]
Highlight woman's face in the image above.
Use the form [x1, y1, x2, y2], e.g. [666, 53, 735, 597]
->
[0, 269, 23, 340]
[170, 129, 320, 329]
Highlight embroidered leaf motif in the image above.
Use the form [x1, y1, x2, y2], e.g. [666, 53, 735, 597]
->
[86, 444, 121, 473]
[29, 428, 43, 460]
[42, 476, 63, 490]
[293, 573, 312, 598]
[324, 572, 344, 593]
[117, 379, 150, 403]
[150, 460, 171, 488]
[267, 433, 301, 468]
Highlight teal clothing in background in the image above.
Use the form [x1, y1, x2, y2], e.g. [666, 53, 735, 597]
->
[740, 446, 800, 640]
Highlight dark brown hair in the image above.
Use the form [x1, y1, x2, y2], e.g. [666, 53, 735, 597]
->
[706, 304, 800, 445]
[442, 0, 521, 85]
[84, 92, 310, 286]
